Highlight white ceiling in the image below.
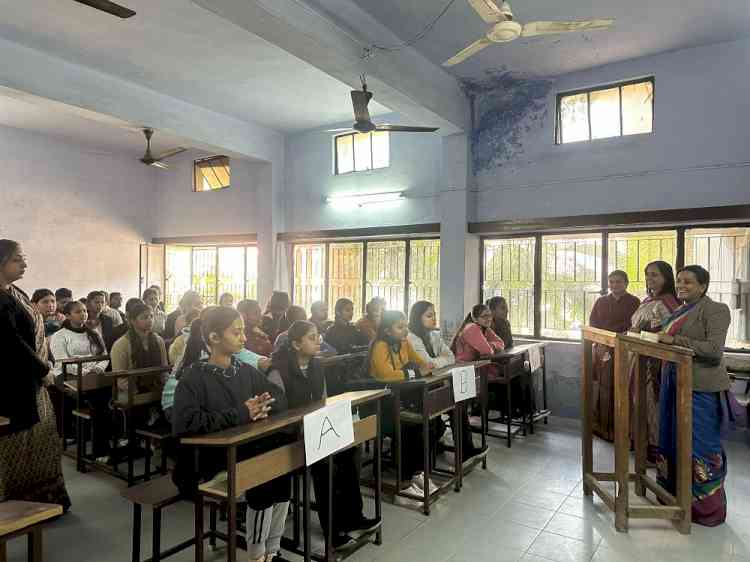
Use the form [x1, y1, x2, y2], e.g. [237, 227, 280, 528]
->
[0, 0, 389, 133]
[350, 0, 750, 78]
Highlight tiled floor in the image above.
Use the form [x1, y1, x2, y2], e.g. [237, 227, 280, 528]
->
[5, 418, 749, 562]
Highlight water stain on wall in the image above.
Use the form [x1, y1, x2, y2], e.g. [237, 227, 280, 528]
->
[461, 69, 554, 173]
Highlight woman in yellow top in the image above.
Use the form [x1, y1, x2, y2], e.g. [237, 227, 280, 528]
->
[369, 310, 440, 497]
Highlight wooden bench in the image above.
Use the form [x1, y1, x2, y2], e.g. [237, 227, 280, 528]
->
[0, 417, 9, 437]
[0, 501, 62, 562]
[135, 424, 173, 479]
[122, 476, 219, 562]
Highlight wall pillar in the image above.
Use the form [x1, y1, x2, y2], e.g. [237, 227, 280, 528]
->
[256, 153, 286, 306]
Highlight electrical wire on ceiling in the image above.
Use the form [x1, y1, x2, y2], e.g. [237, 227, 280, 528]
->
[365, 0, 457, 54]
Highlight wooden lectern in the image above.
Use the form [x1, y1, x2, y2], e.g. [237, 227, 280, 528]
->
[581, 327, 695, 534]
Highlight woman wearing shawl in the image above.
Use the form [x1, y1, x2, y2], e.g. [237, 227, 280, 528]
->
[657, 265, 735, 526]
[629, 261, 680, 461]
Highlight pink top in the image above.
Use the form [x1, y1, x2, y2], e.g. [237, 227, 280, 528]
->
[454, 323, 505, 362]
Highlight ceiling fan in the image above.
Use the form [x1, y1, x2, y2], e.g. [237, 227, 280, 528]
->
[327, 76, 438, 134]
[443, 0, 614, 66]
[72, 0, 136, 19]
[139, 129, 186, 170]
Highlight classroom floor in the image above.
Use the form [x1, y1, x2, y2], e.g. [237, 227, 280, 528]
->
[5, 418, 749, 562]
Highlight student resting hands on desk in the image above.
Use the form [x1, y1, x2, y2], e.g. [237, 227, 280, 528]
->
[172, 306, 290, 562]
[369, 310, 442, 497]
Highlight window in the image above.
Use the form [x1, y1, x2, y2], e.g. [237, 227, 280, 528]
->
[686, 227, 749, 347]
[482, 238, 535, 336]
[194, 155, 230, 192]
[334, 131, 389, 175]
[165, 244, 257, 312]
[541, 234, 603, 339]
[608, 231, 677, 299]
[292, 238, 439, 318]
[556, 78, 654, 144]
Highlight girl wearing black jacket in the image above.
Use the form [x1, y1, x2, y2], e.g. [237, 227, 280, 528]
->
[172, 306, 288, 562]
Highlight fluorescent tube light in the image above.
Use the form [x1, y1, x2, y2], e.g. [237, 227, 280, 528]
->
[325, 191, 405, 208]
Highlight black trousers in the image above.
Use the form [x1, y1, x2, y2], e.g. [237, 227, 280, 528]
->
[310, 446, 364, 535]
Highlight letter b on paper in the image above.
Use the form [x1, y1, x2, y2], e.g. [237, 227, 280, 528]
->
[303, 400, 355, 466]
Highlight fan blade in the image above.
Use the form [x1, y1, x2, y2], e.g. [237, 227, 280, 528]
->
[521, 19, 614, 37]
[468, 0, 505, 23]
[443, 37, 492, 67]
[155, 147, 187, 160]
[72, 0, 136, 18]
[149, 160, 170, 170]
[325, 128, 354, 133]
[375, 125, 439, 133]
[351, 90, 373, 123]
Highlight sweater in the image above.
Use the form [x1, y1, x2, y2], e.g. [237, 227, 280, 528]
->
[407, 331, 455, 368]
[49, 327, 110, 378]
[110, 332, 168, 396]
[267, 349, 325, 410]
[324, 323, 369, 355]
[369, 339, 427, 382]
[453, 323, 504, 363]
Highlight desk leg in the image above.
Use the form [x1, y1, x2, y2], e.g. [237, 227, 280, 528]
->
[542, 350, 549, 424]
[132, 504, 142, 562]
[152, 506, 162, 562]
[194, 494, 204, 562]
[127, 412, 136, 486]
[292, 475, 300, 548]
[634, 355, 647, 497]
[324, 456, 333, 562]
[227, 446, 238, 562]
[303, 467, 311, 562]
[454, 405, 462, 492]
[582, 341, 594, 496]
[675, 362, 692, 535]
[28, 527, 42, 562]
[422, 386, 430, 516]
[481, 375, 488, 470]
[505, 378, 512, 449]
[375, 401, 383, 546]
[528, 358, 535, 435]
[613, 342, 630, 532]
[394, 389, 402, 495]
[0, 540, 6, 562]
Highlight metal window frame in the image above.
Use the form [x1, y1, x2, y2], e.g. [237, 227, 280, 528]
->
[555, 76, 655, 145]
[193, 155, 231, 192]
[333, 131, 391, 176]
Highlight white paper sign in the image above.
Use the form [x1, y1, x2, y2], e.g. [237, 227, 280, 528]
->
[452, 365, 477, 402]
[528, 344, 542, 372]
[303, 400, 355, 466]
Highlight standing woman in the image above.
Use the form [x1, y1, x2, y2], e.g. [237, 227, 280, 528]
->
[657, 265, 734, 526]
[0, 239, 71, 510]
[629, 261, 680, 461]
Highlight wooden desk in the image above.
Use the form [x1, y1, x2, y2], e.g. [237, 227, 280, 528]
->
[486, 343, 549, 448]
[0, 417, 9, 437]
[183, 389, 390, 562]
[0, 501, 62, 562]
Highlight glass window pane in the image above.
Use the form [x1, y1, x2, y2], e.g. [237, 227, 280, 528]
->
[559, 93, 589, 143]
[336, 135, 354, 174]
[590, 87, 621, 140]
[409, 240, 441, 321]
[542, 234, 602, 339]
[372, 131, 390, 169]
[607, 231, 676, 299]
[328, 243, 364, 320]
[245, 246, 258, 300]
[622, 81, 654, 136]
[217, 247, 246, 305]
[686, 227, 750, 348]
[165, 246, 192, 313]
[194, 156, 230, 192]
[192, 247, 218, 306]
[353, 132, 372, 172]
[366, 241, 406, 313]
[482, 238, 536, 336]
[294, 244, 326, 314]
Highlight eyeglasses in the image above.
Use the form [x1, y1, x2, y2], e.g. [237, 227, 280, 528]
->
[479, 313, 493, 319]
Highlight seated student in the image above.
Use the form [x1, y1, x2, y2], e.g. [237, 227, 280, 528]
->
[148, 284, 166, 312]
[238, 299, 274, 357]
[355, 297, 384, 342]
[165, 290, 201, 339]
[49, 300, 112, 458]
[32, 288, 64, 336]
[268, 321, 380, 550]
[168, 308, 201, 366]
[451, 304, 505, 365]
[86, 291, 116, 352]
[486, 296, 514, 349]
[408, 301, 486, 461]
[261, 291, 291, 343]
[174, 292, 203, 336]
[219, 292, 235, 308]
[325, 298, 369, 354]
[110, 301, 168, 400]
[369, 310, 438, 496]
[55, 287, 73, 315]
[172, 306, 288, 562]
[108, 297, 142, 346]
[273, 305, 307, 351]
[99, 290, 124, 328]
[109, 292, 127, 324]
[309, 301, 333, 335]
[143, 288, 167, 335]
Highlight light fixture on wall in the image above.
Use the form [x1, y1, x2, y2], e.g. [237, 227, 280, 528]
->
[325, 191, 405, 209]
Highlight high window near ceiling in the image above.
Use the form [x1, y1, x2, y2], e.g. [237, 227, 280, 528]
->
[334, 131, 389, 175]
[482, 226, 749, 344]
[556, 78, 654, 144]
[293, 239, 440, 320]
[194, 155, 230, 192]
[165, 245, 257, 312]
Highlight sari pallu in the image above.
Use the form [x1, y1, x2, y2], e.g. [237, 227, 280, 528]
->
[656, 301, 731, 527]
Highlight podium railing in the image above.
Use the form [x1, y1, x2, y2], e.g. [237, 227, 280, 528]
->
[581, 327, 695, 534]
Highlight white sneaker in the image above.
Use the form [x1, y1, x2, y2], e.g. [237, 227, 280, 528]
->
[412, 473, 439, 495]
[400, 484, 424, 499]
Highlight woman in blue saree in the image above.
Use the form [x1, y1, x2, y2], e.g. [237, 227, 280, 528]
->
[657, 265, 738, 526]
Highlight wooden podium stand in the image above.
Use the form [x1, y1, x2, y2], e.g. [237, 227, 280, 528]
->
[581, 327, 695, 534]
